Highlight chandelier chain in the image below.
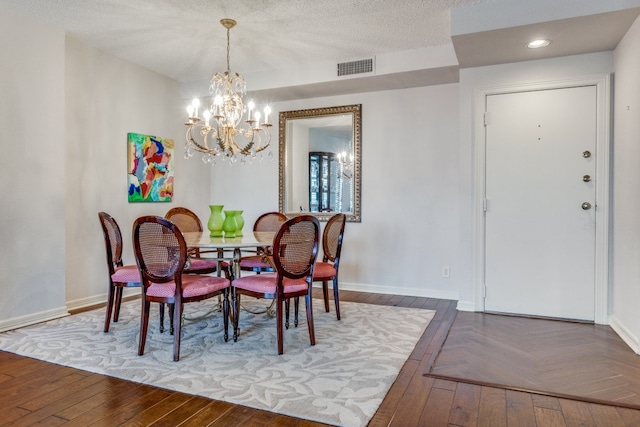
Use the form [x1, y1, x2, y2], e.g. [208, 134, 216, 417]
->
[226, 26, 231, 73]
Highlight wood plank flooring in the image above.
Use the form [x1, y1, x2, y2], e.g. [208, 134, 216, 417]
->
[1, 290, 640, 426]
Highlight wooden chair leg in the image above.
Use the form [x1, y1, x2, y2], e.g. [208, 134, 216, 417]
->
[305, 291, 315, 346]
[322, 281, 330, 312]
[277, 297, 284, 355]
[104, 284, 116, 332]
[173, 303, 183, 362]
[333, 276, 341, 320]
[169, 303, 175, 335]
[285, 298, 290, 329]
[222, 290, 229, 342]
[294, 296, 299, 327]
[159, 303, 165, 333]
[113, 287, 124, 322]
[232, 290, 240, 342]
[138, 299, 151, 356]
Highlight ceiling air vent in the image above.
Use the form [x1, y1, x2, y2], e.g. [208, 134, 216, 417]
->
[337, 58, 374, 77]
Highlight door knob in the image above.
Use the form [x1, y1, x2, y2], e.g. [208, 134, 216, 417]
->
[583, 175, 591, 182]
[583, 151, 592, 158]
[582, 202, 592, 210]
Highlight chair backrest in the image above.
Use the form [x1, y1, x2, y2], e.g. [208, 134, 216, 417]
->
[273, 215, 320, 281]
[98, 212, 124, 274]
[253, 211, 288, 232]
[165, 207, 203, 233]
[322, 213, 346, 263]
[133, 216, 187, 285]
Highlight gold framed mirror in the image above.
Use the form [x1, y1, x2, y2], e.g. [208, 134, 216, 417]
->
[279, 104, 361, 222]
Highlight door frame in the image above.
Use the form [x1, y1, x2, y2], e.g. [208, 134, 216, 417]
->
[473, 74, 611, 324]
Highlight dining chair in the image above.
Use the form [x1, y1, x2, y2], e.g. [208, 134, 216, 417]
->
[288, 213, 346, 326]
[314, 213, 346, 320]
[98, 212, 171, 333]
[231, 215, 320, 355]
[133, 216, 231, 361]
[239, 211, 287, 273]
[98, 211, 140, 333]
[165, 207, 222, 275]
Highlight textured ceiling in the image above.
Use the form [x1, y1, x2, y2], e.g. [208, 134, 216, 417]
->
[0, 0, 489, 83]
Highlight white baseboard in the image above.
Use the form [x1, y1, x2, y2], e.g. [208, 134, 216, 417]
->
[0, 306, 69, 332]
[0, 289, 143, 333]
[456, 300, 477, 312]
[65, 288, 141, 312]
[314, 281, 459, 301]
[609, 316, 640, 355]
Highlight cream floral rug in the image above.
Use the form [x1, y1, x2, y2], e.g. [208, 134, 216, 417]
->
[0, 298, 434, 427]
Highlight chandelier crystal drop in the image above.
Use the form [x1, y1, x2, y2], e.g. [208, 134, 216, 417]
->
[184, 19, 272, 165]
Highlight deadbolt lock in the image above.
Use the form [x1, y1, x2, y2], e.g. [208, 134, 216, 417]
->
[583, 175, 591, 182]
[582, 202, 592, 210]
[583, 150, 592, 158]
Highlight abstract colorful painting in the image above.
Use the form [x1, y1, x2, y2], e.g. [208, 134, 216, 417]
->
[127, 132, 174, 202]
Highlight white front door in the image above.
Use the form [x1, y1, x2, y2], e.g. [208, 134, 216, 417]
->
[484, 86, 597, 321]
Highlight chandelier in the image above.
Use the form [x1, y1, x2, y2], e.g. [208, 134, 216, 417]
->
[184, 19, 272, 165]
[337, 149, 354, 178]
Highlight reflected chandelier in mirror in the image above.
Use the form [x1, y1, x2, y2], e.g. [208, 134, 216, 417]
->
[279, 104, 361, 222]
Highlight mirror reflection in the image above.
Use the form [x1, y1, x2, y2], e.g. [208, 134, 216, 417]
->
[279, 104, 361, 222]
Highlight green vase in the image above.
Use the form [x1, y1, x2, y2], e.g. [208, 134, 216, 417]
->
[222, 210, 237, 238]
[234, 210, 245, 237]
[207, 205, 224, 237]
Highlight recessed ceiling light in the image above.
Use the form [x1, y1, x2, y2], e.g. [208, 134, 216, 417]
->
[527, 39, 551, 49]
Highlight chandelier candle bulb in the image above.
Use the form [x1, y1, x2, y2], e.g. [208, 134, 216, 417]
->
[264, 106, 271, 124]
[192, 98, 200, 118]
[247, 100, 254, 121]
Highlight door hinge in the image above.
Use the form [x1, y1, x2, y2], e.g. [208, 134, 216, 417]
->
[483, 285, 487, 298]
[484, 112, 490, 126]
[483, 199, 488, 212]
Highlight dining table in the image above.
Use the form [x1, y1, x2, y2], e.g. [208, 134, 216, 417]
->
[182, 231, 278, 318]
[182, 231, 276, 280]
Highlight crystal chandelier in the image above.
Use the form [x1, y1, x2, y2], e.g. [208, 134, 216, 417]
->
[184, 19, 272, 165]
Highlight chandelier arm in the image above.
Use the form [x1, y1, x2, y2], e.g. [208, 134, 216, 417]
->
[253, 126, 272, 153]
[186, 124, 219, 155]
[186, 126, 210, 153]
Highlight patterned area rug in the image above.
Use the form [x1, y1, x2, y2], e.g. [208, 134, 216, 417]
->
[0, 298, 434, 427]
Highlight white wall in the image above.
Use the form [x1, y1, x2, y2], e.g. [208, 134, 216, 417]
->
[0, 5, 67, 328]
[64, 37, 212, 309]
[0, 3, 213, 330]
[611, 15, 640, 353]
[211, 85, 461, 300]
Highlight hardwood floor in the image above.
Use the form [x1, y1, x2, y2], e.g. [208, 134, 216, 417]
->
[1, 290, 640, 426]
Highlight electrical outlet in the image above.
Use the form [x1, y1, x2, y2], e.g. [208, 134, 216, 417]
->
[442, 266, 450, 278]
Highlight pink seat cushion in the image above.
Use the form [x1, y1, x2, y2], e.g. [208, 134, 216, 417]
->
[111, 265, 141, 284]
[313, 262, 336, 281]
[186, 258, 221, 272]
[239, 255, 274, 269]
[146, 275, 229, 298]
[232, 273, 308, 294]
